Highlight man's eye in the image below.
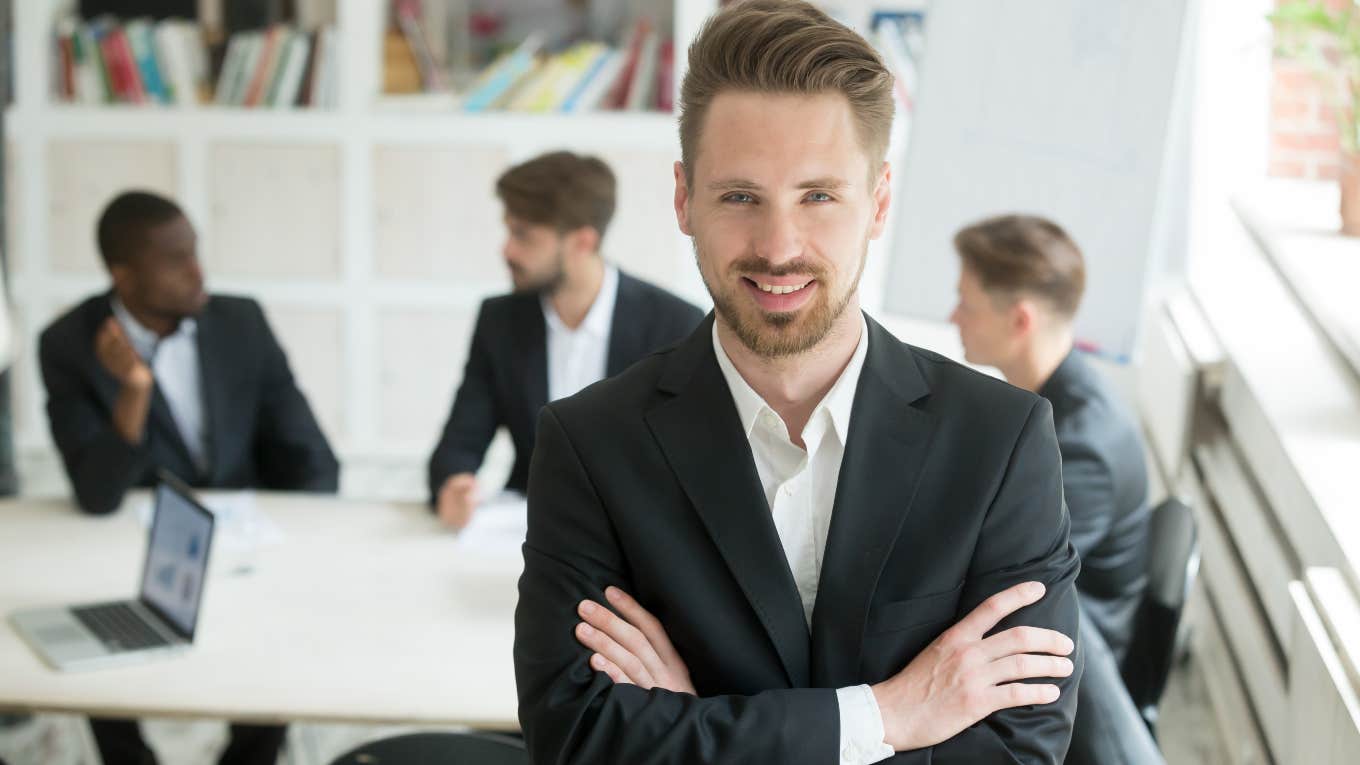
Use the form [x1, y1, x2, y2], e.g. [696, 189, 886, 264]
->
[723, 193, 755, 204]
[806, 192, 833, 202]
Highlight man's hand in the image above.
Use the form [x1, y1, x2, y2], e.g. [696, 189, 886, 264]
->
[575, 586, 696, 695]
[872, 581, 1075, 752]
[95, 317, 152, 390]
[437, 473, 479, 530]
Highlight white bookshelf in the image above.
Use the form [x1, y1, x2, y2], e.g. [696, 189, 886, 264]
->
[5, 0, 718, 499]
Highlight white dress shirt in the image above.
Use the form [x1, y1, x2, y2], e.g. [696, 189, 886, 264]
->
[713, 315, 895, 765]
[112, 297, 209, 473]
[542, 264, 619, 402]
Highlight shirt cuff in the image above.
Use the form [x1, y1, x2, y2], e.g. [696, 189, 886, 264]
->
[836, 684, 896, 764]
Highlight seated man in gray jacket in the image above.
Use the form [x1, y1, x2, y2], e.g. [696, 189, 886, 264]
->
[950, 213, 1162, 765]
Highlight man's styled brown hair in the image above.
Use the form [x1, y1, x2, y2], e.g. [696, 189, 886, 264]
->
[678, 0, 895, 183]
[953, 214, 1087, 320]
[495, 151, 616, 247]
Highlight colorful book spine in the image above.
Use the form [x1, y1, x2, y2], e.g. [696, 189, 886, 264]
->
[625, 29, 659, 111]
[54, 20, 76, 100]
[575, 50, 627, 113]
[397, 6, 447, 92]
[462, 34, 543, 112]
[272, 32, 312, 107]
[605, 18, 651, 110]
[243, 27, 285, 107]
[126, 21, 169, 104]
[560, 47, 615, 113]
[655, 39, 674, 113]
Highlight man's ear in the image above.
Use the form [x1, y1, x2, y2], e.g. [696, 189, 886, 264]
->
[108, 262, 132, 293]
[868, 161, 892, 240]
[673, 161, 692, 236]
[566, 226, 601, 258]
[1013, 298, 1038, 337]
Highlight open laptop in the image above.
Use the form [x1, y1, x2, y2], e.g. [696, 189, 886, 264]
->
[10, 472, 216, 671]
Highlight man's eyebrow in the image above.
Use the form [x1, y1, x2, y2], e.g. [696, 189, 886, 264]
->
[796, 177, 850, 190]
[705, 177, 851, 192]
[706, 179, 762, 192]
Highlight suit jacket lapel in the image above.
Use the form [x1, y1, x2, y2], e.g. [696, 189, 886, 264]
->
[517, 298, 549, 415]
[194, 304, 227, 483]
[606, 272, 643, 376]
[148, 388, 196, 474]
[810, 316, 938, 688]
[645, 315, 812, 688]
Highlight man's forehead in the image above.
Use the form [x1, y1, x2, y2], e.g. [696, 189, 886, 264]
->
[693, 90, 870, 183]
[145, 216, 194, 244]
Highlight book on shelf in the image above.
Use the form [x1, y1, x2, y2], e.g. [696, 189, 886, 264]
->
[53, 15, 337, 109]
[603, 18, 652, 111]
[395, 0, 448, 92]
[461, 33, 543, 112]
[561, 47, 621, 113]
[376, 6, 675, 115]
[624, 26, 660, 111]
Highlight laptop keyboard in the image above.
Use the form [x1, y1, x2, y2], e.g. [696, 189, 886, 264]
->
[71, 602, 171, 651]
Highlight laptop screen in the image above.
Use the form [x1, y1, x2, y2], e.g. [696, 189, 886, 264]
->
[139, 479, 214, 639]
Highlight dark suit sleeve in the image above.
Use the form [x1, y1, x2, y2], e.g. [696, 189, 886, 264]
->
[426, 303, 501, 504]
[39, 332, 148, 515]
[250, 305, 339, 493]
[515, 406, 840, 765]
[1054, 433, 1117, 564]
[905, 397, 1083, 765]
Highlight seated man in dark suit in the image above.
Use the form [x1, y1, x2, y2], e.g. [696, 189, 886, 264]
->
[39, 190, 339, 765]
[514, 3, 1083, 762]
[949, 214, 1160, 764]
[427, 151, 703, 530]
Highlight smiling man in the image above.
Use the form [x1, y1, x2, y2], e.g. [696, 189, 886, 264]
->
[513, 2, 1083, 763]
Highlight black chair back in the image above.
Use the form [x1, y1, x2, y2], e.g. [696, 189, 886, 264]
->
[1120, 496, 1199, 734]
[329, 731, 528, 765]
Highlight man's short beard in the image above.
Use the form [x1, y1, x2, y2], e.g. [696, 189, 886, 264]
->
[512, 244, 568, 296]
[697, 243, 865, 359]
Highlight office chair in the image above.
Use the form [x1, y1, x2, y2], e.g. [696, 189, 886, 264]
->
[1120, 496, 1199, 737]
[328, 731, 528, 765]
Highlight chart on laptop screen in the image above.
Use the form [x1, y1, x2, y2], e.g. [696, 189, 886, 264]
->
[140, 489, 212, 635]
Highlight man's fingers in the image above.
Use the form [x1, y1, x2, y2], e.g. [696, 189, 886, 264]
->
[988, 681, 1061, 711]
[979, 625, 1074, 662]
[99, 318, 131, 349]
[589, 652, 635, 686]
[603, 587, 683, 665]
[444, 474, 477, 495]
[575, 621, 654, 688]
[578, 599, 669, 682]
[953, 581, 1046, 639]
[987, 653, 1074, 685]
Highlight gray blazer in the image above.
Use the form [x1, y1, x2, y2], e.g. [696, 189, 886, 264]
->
[1040, 349, 1151, 662]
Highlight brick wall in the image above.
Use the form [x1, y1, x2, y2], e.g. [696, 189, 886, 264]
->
[1269, 0, 1349, 179]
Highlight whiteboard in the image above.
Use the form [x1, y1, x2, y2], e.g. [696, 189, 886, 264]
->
[883, 0, 1195, 360]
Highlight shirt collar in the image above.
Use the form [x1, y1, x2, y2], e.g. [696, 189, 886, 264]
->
[712, 312, 870, 446]
[542, 264, 619, 338]
[110, 295, 197, 362]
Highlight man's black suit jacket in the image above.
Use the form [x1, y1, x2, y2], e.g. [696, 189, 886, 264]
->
[427, 271, 703, 501]
[1039, 350, 1151, 662]
[514, 313, 1084, 764]
[40, 293, 340, 514]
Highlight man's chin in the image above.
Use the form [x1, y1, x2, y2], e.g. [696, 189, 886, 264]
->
[728, 309, 829, 358]
[184, 292, 209, 315]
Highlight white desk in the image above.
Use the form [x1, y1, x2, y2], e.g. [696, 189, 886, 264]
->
[0, 493, 523, 730]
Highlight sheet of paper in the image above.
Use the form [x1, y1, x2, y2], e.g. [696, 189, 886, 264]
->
[453, 491, 528, 554]
[134, 490, 284, 549]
